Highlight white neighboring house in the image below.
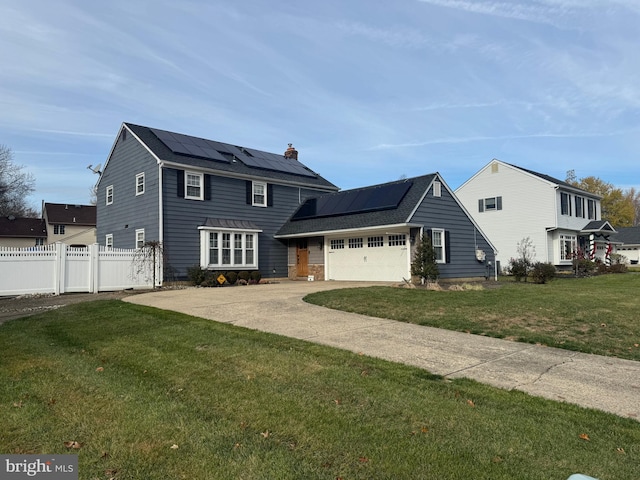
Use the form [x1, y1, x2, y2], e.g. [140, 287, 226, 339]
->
[611, 226, 640, 265]
[455, 159, 617, 271]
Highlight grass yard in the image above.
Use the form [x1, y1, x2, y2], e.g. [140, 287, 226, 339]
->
[305, 274, 640, 362]
[0, 301, 638, 479]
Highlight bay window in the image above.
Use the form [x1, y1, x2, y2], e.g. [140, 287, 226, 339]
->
[200, 228, 259, 268]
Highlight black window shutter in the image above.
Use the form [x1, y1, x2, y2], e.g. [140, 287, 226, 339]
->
[496, 196, 502, 210]
[478, 199, 484, 212]
[177, 170, 185, 198]
[445, 230, 451, 263]
[267, 184, 274, 207]
[204, 175, 211, 201]
[246, 181, 252, 205]
[426, 229, 432, 240]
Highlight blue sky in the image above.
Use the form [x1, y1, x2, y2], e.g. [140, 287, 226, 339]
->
[1, 0, 639, 210]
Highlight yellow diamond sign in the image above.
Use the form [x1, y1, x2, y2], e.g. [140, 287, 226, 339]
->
[217, 274, 226, 285]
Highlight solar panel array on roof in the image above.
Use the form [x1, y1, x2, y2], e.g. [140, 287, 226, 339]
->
[292, 181, 413, 221]
[150, 127, 317, 178]
[241, 147, 317, 178]
[151, 128, 230, 163]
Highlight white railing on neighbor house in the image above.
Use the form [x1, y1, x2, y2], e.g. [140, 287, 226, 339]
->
[0, 244, 160, 296]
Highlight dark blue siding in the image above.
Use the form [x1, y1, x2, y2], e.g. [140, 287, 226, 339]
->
[162, 168, 322, 279]
[410, 181, 495, 279]
[96, 132, 160, 249]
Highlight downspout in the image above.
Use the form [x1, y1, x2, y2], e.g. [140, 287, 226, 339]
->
[158, 164, 164, 286]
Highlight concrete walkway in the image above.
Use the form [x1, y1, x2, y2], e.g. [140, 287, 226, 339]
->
[124, 281, 640, 421]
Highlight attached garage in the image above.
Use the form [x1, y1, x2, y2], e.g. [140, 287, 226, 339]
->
[276, 173, 497, 282]
[325, 232, 411, 281]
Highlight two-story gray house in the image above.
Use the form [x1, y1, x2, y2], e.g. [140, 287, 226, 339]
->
[96, 123, 338, 280]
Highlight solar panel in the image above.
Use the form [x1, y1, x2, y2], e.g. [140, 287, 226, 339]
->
[150, 128, 230, 163]
[292, 181, 413, 221]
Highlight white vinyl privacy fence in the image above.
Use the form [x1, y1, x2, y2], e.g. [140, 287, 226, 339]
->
[0, 244, 159, 296]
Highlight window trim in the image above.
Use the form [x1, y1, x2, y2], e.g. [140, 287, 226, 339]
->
[54, 224, 66, 235]
[106, 185, 114, 205]
[136, 172, 145, 196]
[560, 192, 572, 216]
[252, 181, 267, 207]
[199, 227, 261, 269]
[105, 234, 113, 250]
[560, 234, 576, 262]
[431, 228, 446, 264]
[185, 171, 204, 200]
[330, 239, 345, 250]
[388, 234, 406, 247]
[135, 229, 145, 249]
[479, 196, 502, 212]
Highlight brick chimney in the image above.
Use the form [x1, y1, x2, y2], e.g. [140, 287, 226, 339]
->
[284, 143, 298, 160]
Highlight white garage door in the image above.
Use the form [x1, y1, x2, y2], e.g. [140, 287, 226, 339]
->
[326, 233, 410, 281]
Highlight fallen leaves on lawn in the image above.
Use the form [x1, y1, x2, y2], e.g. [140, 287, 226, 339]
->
[170, 444, 179, 449]
[616, 447, 625, 454]
[64, 441, 82, 449]
[96, 366, 104, 372]
[467, 399, 476, 407]
[578, 433, 590, 441]
[261, 431, 270, 438]
[358, 456, 369, 463]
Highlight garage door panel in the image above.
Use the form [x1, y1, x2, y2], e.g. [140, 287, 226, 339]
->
[327, 244, 409, 281]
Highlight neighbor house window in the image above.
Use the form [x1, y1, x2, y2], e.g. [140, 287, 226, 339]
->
[54, 225, 65, 235]
[35, 238, 44, 246]
[560, 234, 576, 261]
[105, 234, 113, 250]
[135, 229, 145, 249]
[252, 182, 267, 206]
[431, 228, 445, 263]
[388, 234, 406, 246]
[348, 238, 363, 248]
[479, 196, 502, 212]
[330, 239, 344, 250]
[204, 230, 258, 268]
[136, 172, 145, 196]
[587, 199, 596, 220]
[367, 236, 383, 247]
[185, 172, 203, 200]
[106, 185, 114, 205]
[575, 195, 585, 218]
[560, 192, 572, 216]
[433, 181, 441, 197]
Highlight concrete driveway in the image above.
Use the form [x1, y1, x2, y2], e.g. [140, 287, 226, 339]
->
[124, 280, 640, 421]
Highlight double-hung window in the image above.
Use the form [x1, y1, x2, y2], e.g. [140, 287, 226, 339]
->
[479, 196, 502, 212]
[185, 172, 203, 200]
[54, 225, 65, 235]
[106, 185, 114, 205]
[252, 182, 267, 207]
[105, 234, 113, 250]
[575, 195, 585, 218]
[587, 199, 596, 220]
[431, 228, 446, 263]
[135, 229, 145, 249]
[136, 172, 145, 196]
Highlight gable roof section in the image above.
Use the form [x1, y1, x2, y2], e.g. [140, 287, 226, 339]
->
[44, 203, 96, 226]
[121, 123, 338, 191]
[275, 175, 436, 237]
[0, 217, 47, 238]
[581, 220, 616, 234]
[610, 226, 640, 245]
[504, 162, 601, 198]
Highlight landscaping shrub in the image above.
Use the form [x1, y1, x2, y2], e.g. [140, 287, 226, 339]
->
[508, 258, 529, 282]
[225, 271, 238, 285]
[187, 265, 206, 285]
[238, 271, 250, 282]
[530, 262, 556, 284]
[249, 270, 262, 284]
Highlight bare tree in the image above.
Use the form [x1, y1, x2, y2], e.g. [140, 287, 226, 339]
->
[0, 145, 37, 217]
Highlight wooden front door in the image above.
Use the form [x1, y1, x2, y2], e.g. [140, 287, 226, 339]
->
[296, 240, 309, 277]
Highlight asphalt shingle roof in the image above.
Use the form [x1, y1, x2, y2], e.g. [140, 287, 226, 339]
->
[610, 226, 640, 245]
[44, 203, 96, 226]
[0, 217, 47, 238]
[276, 174, 436, 236]
[506, 163, 599, 197]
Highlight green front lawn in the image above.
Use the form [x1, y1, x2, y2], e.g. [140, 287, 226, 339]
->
[305, 274, 640, 361]
[1, 301, 638, 479]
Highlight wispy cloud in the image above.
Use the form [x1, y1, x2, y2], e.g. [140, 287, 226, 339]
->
[416, 0, 578, 27]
